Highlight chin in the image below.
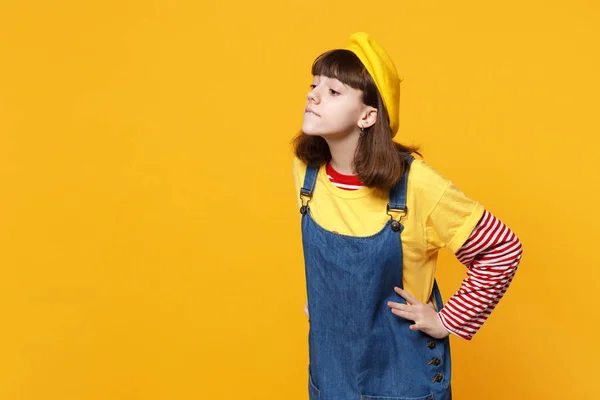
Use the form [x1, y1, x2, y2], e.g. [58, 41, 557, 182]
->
[301, 124, 322, 136]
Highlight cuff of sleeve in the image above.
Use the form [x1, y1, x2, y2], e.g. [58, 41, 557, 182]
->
[438, 312, 473, 341]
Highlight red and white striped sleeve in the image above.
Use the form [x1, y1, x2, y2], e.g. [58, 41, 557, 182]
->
[437, 210, 523, 340]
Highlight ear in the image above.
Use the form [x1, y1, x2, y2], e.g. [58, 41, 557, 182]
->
[359, 106, 378, 130]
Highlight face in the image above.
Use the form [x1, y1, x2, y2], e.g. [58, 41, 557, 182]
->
[302, 75, 374, 138]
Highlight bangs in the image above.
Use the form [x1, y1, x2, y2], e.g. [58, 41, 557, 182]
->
[311, 49, 372, 92]
[311, 49, 379, 108]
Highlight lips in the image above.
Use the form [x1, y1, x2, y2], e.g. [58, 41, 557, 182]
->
[305, 108, 320, 117]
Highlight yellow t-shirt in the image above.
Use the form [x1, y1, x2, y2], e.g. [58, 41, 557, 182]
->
[292, 156, 485, 304]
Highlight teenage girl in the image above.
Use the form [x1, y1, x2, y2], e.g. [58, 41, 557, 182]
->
[292, 32, 523, 400]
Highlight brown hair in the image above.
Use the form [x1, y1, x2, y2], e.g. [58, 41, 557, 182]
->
[293, 49, 421, 191]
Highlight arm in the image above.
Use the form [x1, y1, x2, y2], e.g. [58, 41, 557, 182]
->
[437, 210, 523, 340]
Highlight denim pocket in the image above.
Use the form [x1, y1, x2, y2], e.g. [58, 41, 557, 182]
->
[308, 365, 321, 399]
[360, 394, 434, 400]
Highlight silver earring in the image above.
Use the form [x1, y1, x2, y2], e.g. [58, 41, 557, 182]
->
[360, 126, 365, 136]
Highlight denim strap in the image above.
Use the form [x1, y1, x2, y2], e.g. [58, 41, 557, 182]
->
[388, 154, 415, 211]
[300, 164, 319, 198]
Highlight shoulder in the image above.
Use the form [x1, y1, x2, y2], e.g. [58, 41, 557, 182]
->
[407, 157, 484, 223]
[292, 156, 323, 180]
[407, 158, 453, 202]
[292, 156, 308, 186]
[293, 156, 318, 194]
[292, 156, 307, 174]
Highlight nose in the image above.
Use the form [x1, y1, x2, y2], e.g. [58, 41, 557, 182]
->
[307, 88, 320, 104]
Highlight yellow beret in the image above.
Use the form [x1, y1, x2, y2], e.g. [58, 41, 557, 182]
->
[345, 32, 401, 137]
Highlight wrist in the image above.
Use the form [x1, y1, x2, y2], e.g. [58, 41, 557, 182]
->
[436, 313, 452, 338]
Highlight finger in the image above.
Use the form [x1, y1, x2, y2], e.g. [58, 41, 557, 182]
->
[409, 323, 419, 331]
[390, 307, 416, 320]
[387, 301, 412, 312]
[394, 287, 421, 305]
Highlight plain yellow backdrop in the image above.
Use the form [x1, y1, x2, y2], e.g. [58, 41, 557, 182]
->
[1, 1, 599, 399]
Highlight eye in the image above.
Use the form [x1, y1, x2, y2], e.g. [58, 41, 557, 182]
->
[309, 84, 316, 90]
[329, 89, 340, 95]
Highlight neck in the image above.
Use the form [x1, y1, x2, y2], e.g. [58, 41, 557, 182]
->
[323, 132, 360, 175]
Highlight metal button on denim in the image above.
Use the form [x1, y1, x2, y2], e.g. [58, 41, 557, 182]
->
[428, 357, 441, 366]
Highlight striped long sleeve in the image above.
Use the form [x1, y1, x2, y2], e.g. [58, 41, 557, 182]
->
[437, 210, 522, 340]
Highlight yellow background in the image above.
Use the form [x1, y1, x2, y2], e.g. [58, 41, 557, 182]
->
[1, 1, 599, 398]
